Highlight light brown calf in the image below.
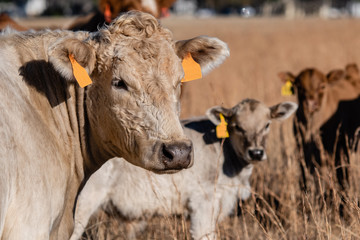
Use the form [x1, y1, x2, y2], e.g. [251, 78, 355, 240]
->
[70, 99, 297, 240]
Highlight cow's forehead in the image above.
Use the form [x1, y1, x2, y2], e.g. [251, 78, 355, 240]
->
[234, 101, 270, 131]
[107, 36, 182, 89]
[298, 69, 325, 90]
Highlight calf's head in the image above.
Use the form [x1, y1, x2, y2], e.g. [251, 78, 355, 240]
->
[207, 99, 297, 163]
[48, 11, 229, 173]
[279, 64, 360, 119]
[279, 69, 326, 116]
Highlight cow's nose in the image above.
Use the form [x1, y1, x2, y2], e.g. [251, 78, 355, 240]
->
[161, 141, 193, 169]
[248, 149, 264, 161]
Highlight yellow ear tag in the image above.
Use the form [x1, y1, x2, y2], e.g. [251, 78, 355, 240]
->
[69, 54, 92, 88]
[216, 113, 229, 139]
[281, 80, 294, 96]
[181, 53, 202, 82]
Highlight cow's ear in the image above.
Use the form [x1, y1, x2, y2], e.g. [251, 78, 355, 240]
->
[206, 106, 233, 125]
[175, 36, 229, 76]
[278, 72, 295, 84]
[326, 69, 345, 83]
[48, 38, 96, 82]
[270, 101, 298, 121]
[345, 63, 360, 80]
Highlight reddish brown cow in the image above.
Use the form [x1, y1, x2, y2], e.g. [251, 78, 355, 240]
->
[0, 13, 28, 31]
[279, 64, 360, 191]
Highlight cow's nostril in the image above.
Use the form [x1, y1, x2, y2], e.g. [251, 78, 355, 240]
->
[162, 143, 175, 161]
[248, 149, 264, 161]
[161, 142, 193, 169]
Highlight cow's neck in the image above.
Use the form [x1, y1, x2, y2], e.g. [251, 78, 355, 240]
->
[77, 89, 113, 177]
[222, 138, 250, 178]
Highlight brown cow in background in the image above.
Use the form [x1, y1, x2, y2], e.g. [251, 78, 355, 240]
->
[69, 0, 176, 31]
[278, 64, 360, 192]
[0, 0, 176, 32]
[0, 13, 28, 31]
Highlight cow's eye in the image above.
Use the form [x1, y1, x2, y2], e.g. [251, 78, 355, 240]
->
[265, 122, 270, 129]
[235, 125, 245, 134]
[112, 79, 128, 91]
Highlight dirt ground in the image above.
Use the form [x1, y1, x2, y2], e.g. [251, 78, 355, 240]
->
[17, 15, 360, 239]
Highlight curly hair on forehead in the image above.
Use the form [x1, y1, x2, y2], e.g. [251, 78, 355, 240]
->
[99, 11, 172, 41]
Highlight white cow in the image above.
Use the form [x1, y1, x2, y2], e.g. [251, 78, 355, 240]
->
[0, 11, 229, 239]
[70, 99, 297, 240]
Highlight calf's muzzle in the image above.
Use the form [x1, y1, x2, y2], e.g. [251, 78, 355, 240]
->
[248, 149, 264, 161]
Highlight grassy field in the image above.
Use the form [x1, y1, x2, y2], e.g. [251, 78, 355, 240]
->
[20, 15, 360, 239]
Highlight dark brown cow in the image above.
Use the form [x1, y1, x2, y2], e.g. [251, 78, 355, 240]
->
[279, 64, 360, 191]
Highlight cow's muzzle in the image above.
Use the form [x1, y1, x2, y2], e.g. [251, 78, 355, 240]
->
[160, 140, 193, 170]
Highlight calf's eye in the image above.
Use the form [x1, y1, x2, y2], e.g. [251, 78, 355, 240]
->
[235, 125, 245, 134]
[112, 79, 128, 91]
[265, 123, 270, 129]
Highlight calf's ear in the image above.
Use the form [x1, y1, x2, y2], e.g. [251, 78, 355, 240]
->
[206, 106, 233, 125]
[175, 36, 229, 76]
[270, 102, 298, 121]
[278, 72, 295, 83]
[326, 69, 345, 83]
[345, 63, 360, 80]
[48, 38, 96, 83]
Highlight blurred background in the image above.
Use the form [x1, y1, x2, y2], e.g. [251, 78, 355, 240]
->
[2, 0, 360, 19]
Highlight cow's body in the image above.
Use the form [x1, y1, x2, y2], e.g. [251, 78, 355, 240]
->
[0, 11, 229, 239]
[279, 64, 360, 190]
[0, 30, 89, 239]
[70, 99, 297, 240]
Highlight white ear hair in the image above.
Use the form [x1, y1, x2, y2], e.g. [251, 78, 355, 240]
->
[206, 106, 232, 125]
[175, 36, 230, 77]
[270, 101, 298, 121]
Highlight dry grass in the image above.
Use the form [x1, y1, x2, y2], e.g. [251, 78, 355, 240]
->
[19, 16, 360, 239]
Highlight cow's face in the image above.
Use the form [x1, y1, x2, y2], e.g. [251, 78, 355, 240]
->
[48, 11, 229, 173]
[279, 69, 326, 116]
[207, 99, 297, 163]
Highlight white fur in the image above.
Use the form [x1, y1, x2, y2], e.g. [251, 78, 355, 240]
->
[71, 118, 254, 240]
[201, 37, 230, 76]
[70, 100, 297, 240]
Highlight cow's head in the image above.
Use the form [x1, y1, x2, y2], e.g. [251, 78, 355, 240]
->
[48, 11, 229, 173]
[278, 69, 327, 116]
[207, 99, 297, 163]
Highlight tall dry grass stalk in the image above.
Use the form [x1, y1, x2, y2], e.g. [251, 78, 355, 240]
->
[74, 16, 360, 240]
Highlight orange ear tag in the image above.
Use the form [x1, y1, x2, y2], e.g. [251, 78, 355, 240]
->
[216, 113, 229, 139]
[181, 53, 202, 82]
[281, 80, 294, 96]
[69, 54, 92, 88]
